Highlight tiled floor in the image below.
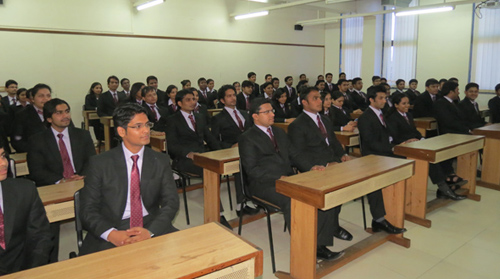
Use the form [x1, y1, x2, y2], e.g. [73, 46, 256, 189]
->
[58, 180, 500, 278]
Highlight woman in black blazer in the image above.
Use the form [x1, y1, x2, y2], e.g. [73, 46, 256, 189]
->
[127, 82, 146, 105]
[84, 82, 104, 141]
[271, 90, 294, 123]
[327, 91, 356, 132]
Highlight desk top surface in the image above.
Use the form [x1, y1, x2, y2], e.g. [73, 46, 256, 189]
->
[334, 131, 359, 137]
[10, 152, 27, 163]
[193, 147, 239, 173]
[473, 124, 500, 139]
[276, 155, 413, 198]
[4, 222, 262, 279]
[37, 180, 84, 206]
[413, 117, 436, 122]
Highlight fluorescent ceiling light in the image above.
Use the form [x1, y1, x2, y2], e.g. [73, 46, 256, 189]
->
[234, 11, 269, 20]
[396, 6, 454, 16]
[136, 0, 165, 11]
[248, 0, 269, 3]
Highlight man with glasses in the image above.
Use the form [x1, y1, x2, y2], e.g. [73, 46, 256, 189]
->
[80, 103, 179, 255]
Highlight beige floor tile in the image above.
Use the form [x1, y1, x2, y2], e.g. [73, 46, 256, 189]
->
[418, 261, 488, 279]
[443, 243, 500, 278]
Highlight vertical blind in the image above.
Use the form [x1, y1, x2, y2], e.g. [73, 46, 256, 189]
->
[341, 16, 364, 78]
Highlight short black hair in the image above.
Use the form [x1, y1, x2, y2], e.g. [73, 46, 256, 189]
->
[339, 72, 346, 78]
[218, 84, 236, 101]
[262, 82, 273, 90]
[495, 83, 500, 92]
[265, 74, 272, 80]
[166, 85, 178, 95]
[249, 98, 271, 116]
[175, 89, 194, 105]
[32, 83, 52, 97]
[242, 80, 253, 88]
[367, 85, 387, 102]
[232, 81, 240, 87]
[207, 78, 214, 84]
[197, 77, 207, 84]
[425, 78, 439, 87]
[107, 75, 119, 84]
[465, 82, 479, 91]
[5, 79, 17, 88]
[380, 77, 387, 82]
[271, 77, 279, 84]
[352, 77, 362, 85]
[284, 76, 292, 82]
[331, 91, 344, 100]
[300, 86, 320, 102]
[299, 74, 306, 78]
[272, 88, 286, 102]
[396, 79, 405, 86]
[181, 80, 190, 87]
[315, 80, 325, 86]
[325, 73, 333, 78]
[247, 72, 256, 79]
[372, 76, 381, 82]
[141, 86, 156, 97]
[113, 103, 148, 135]
[439, 78, 448, 84]
[317, 75, 324, 79]
[441, 81, 459, 96]
[120, 78, 129, 85]
[337, 79, 347, 86]
[409, 79, 418, 84]
[16, 88, 27, 98]
[146, 75, 158, 84]
[43, 98, 70, 122]
[449, 77, 459, 83]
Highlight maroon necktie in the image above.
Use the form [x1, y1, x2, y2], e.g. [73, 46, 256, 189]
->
[317, 115, 328, 140]
[233, 110, 244, 131]
[329, 84, 333, 91]
[245, 96, 250, 110]
[0, 205, 5, 250]
[37, 109, 43, 116]
[130, 155, 143, 228]
[57, 134, 75, 179]
[403, 114, 410, 124]
[171, 104, 177, 112]
[11, 98, 16, 105]
[379, 113, 386, 127]
[149, 105, 158, 121]
[266, 127, 279, 152]
[188, 114, 197, 132]
[194, 105, 200, 113]
[113, 93, 118, 104]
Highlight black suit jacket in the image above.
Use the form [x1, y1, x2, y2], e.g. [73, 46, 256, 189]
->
[404, 89, 420, 105]
[458, 98, 486, 130]
[290, 97, 303, 117]
[238, 126, 313, 193]
[434, 98, 470, 135]
[288, 113, 345, 166]
[193, 103, 209, 124]
[413, 91, 437, 118]
[489, 96, 500, 124]
[165, 112, 221, 161]
[236, 93, 254, 111]
[386, 111, 422, 144]
[84, 94, 99, 110]
[79, 145, 179, 255]
[340, 91, 356, 111]
[142, 103, 169, 132]
[11, 105, 47, 153]
[97, 91, 127, 117]
[0, 178, 52, 275]
[358, 108, 394, 157]
[211, 108, 252, 149]
[350, 90, 368, 111]
[197, 90, 215, 109]
[252, 83, 260, 98]
[27, 127, 96, 186]
[272, 101, 292, 123]
[330, 106, 352, 131]
[282, 86, 297, 104]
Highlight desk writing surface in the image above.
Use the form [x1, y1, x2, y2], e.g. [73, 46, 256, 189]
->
[10, 152, 27, 163]
[193, 147, 239, 174]
[100, 116, 113, 126]
[413, 117, 437, 129]
[393, 134, 485, 162]
[4, 222, 263, 279]
[37, 180, 84, 206]
[334, 131, 359, 146]
[472, 123, 500, 139]
[272, 122, 290, 133]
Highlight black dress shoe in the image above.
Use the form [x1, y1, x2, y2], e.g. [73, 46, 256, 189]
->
[316, 246, 344, 261]
[436, 189, 467, 200]
[372, 220, 407, 234]
[333, 226, 353, 241]
[236, 206, 261, 217]
[219, 216, 232, 230]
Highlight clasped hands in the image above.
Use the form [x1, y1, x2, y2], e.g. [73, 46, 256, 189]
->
[107, 227, 151, 247]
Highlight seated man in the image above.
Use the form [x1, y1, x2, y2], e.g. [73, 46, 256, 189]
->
[239, 98, 344, 261]
[488, 83, 500, 124]
[236, 80, 255, 111]
[97, 75, 127, 117]
[0, 141, 52, 275]
[80, 104, 179, 255]
[413, 78, 440, 118]
[141, 86, 169, 132]
[434, 81, 470, 135]
[458, 82, 487, 130]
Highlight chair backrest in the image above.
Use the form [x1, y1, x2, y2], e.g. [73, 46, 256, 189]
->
[73, 190, 83, 251]
[7, 158, 16, 178]
[238, 160, 254, 199]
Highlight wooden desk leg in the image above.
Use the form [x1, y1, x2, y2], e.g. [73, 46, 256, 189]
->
[404, 159, 432, 228]
[417, 127, 426, 138]
[478, 138, 500, 191]
[103, 124, 110, 151]
[203, 169, 221, 224]
[456, 151, 481, 201]
[382, 180, 411, 248]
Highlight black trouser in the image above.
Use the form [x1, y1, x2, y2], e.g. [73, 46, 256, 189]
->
[49, 222, 60, 263]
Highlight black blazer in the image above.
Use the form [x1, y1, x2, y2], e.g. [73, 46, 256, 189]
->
[236, 92, 254, 111]
[386, 111, 422, 144]
[193, 103, 209, 124]
[489, 96, 500, 124]
[79, 145, 179, 255]
[330, 106, 352, 131]
[282, 86, 297, 104]
[290, 97, 303, 117]
[358, 108, 394, 157]
[165, 112, 221, 161]
[0, 178, 52, 275]
[288, 113, 345, 166]
[340, 91, 356, 111]
[413, 91, 437, 118]
[404, 89, 420, 105]
[272, 101, 292, 123]
[197, 90, 213, 109]
[434, 98, 470, 135]
[84, 94, 99, 110]
[458, 97, 486, 130]
[238, 125, 313, 193]
[350, 90, 368, 111]
[252, 83, 260, 98]
[97, 91, 127, 117]
[27, 127, 96, 186]
[11, 105, 47, 153]
[211, 108, 252, 149]
[142, 103, 169, 132]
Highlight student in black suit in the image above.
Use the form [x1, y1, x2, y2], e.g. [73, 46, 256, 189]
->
[189, 88, 209, 123]
[238, 98, 344, 261]
[351, 77, 368, 111]
[290, 93, 304, 117]
[271, 77, 280, 93]
[80, 104, 179, 255]
[366, 75, 381, 95]
[197, 77, 212, 108]
[405, 79, 421, 106]
[236, 80, 254, 112]
[282, 76, 296, 104]
[146, 75, 166, 105]
[164, 85, 179, 114]
[13, 88, 30, 111]
[0, 100, 11, 155]
[259, 74, 273, 95]
[120, 78, 130, 97]
[207, 79, 219, 108]
[210, 85, 259, 217]
[271, 90, 295, 123]
[0, 143, 53, 275]
[248, 72, 260, 98]
[2, 80, 18, 106]
[97, 75, 127, 117]
[181, 80, 191, 90]
[458, 83, 487, 130]
[324, 73, 338, 93]
[393, 79, 406, 95]
[315, 79, 326, 94]
[11, 83, 52, 153]
[84, 82, 104, 141]
[261, 82, 274, 100]
[127, 82, 146, 106]
[413, 78, 440, 118]
[488, 83, 500, 124]
[28, 99, 96, 187]
[329, 91, 357, 132]
[338, 79, 362, 114]
[233, 81, 241, 95]
[386, 94, 467, 200]
[141, 86, 169, 132]
[434, 81, 470, 135]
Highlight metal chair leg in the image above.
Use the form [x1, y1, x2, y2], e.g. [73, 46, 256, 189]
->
[225, 175, 233, 211]
[361, 196, 366, 230]
[181, 176, 190, 225]
[238, 201, 246, 236]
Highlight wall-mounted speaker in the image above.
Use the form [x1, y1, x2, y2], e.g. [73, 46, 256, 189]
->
[294, 24, 303, 31]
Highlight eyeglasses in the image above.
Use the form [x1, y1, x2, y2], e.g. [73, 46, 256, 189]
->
[127, 122, 154, 130]
[257, 109, 275, 115]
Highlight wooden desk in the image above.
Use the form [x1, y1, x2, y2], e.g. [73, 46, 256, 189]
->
[394, 134, 484, 228]
[207, 108, 223, 117]
[4, 222, 263, 279]
[100, 116, 114, 151]
[479, 107, 490, 119]
[275, 155, 414, 279]
[37, 180, 84, 223]
[10, 152, 29, 176]
[193, 148, 240, 223]
[473, 124, 500, 191]
[82, 110, 99, 131]
[350, 111, 362, 120]
[413, 117, 437, 138]
[150, 134, 166, 152]
[334, 131, 359, 147]
[272, 122, 290, 133]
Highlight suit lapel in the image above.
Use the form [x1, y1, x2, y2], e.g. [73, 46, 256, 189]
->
[2, 180, 15, 247]
[46, 129, 64, 172]
[68, 128, 82, 172]
[222, 109, 240, 131]
[177, 112, 197, 136]
[113, 146, 129, 217]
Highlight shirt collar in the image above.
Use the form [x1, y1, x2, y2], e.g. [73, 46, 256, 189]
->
[122, 142, 145, 159]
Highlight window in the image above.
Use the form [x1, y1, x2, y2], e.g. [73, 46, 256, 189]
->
[340, 16, 364, 78]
